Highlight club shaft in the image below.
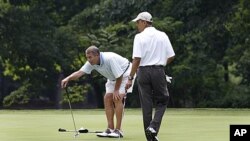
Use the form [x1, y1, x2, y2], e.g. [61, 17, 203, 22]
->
[88, 131, 103, 133]
[61, 130, 77, 132]
[66, 88, 77, 134]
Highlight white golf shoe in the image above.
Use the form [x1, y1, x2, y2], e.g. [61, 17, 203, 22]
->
[96, 128, 113, 137]
[108, 129, 124, 138]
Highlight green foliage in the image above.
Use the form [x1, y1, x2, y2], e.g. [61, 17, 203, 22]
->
[226, 0, 250, 85]
[222, 84, 250, 108]
[1, 0, 250, 108]
[3, 81, 32, 107]
[61, 84, 90, 104]
[54, 26, 87, 71]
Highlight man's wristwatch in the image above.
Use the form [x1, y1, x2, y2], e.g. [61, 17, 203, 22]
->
[128, 76, 134, 80]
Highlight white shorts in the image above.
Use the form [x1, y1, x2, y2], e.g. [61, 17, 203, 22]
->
[105, 77, 128, 94]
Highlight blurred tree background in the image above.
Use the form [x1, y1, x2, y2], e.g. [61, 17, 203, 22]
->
[0, 0, 249, 109]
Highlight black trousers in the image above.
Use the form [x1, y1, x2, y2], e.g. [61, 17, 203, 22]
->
[137, 66, 169, 140]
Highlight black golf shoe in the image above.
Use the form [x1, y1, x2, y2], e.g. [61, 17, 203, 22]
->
[146, 127, 159, 141]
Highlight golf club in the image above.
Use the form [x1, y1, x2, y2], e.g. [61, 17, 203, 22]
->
[120, 93, 127, 138]
[58, 127, 103, 133]
[65, 87, 79, 137]
[122, 94, 127, 121]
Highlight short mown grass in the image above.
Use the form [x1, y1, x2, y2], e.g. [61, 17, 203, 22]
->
[0, 108, 250, 141]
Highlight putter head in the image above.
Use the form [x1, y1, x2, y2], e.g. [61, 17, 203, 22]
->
[78, 127, 88, 133]
[74, 132, 80, 137]
[58, 128, 66, 132]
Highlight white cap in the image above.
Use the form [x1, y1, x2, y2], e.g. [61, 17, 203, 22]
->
[132, 12, 153, 22]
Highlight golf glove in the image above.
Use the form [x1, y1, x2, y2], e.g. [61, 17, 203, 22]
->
[166, 75, 172, 83]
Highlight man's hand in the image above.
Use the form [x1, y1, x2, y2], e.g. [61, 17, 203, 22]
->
[125, 79, 132, 90]
[61, 70, 84, 88]
[113, 90, 121, 101]
[61, 78, 69, 88]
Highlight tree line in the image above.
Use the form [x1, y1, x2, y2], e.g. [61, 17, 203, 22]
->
[0, 0, 250, 108]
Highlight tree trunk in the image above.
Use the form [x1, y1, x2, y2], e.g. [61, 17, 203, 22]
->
[55, 73, 64, 109]
[223, 62, 229, 82]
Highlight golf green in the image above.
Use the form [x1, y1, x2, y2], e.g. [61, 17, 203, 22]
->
[0, 108, 250, 141]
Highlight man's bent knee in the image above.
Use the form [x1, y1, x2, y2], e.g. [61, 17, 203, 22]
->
[104, 93, 113, 101]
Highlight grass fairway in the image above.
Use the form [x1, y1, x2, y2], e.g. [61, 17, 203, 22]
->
[1, 108, 250, 141]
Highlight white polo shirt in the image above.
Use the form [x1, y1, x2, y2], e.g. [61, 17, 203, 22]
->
[132, 27, 175, 66]
[80, 52, 130, 81]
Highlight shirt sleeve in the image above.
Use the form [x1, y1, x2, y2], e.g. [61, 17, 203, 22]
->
[80, 61, 93, 74]
[109, 58, 124, 79]
[132, 34, 142, 59]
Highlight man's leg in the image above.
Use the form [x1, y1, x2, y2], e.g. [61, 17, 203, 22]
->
[113, 94, 126, 130]
[104, 93, 114, 129]
[151, 67, 169, 133]
[137, 68, 154, 140]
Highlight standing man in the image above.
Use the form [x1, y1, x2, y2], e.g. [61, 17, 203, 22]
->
[61, 46, 131, 138]
[126, 12, 175, 141]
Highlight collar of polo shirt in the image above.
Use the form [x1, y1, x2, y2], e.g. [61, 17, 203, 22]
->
[99, 52, 104, 66]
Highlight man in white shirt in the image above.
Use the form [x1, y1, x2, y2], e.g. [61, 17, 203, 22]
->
[61, 45, 131, 138]
[126, 12, 175, 141]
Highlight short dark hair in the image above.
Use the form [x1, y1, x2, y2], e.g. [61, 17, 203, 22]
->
[85, 45, 100, 56]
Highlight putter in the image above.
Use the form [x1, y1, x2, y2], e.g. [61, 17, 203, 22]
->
[59, 128, 103, 134]
[122, 95, 127, 120]
[59, 87, 102, 136]
[65, 87, 79, 137]
[120, 94, 127, 138]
